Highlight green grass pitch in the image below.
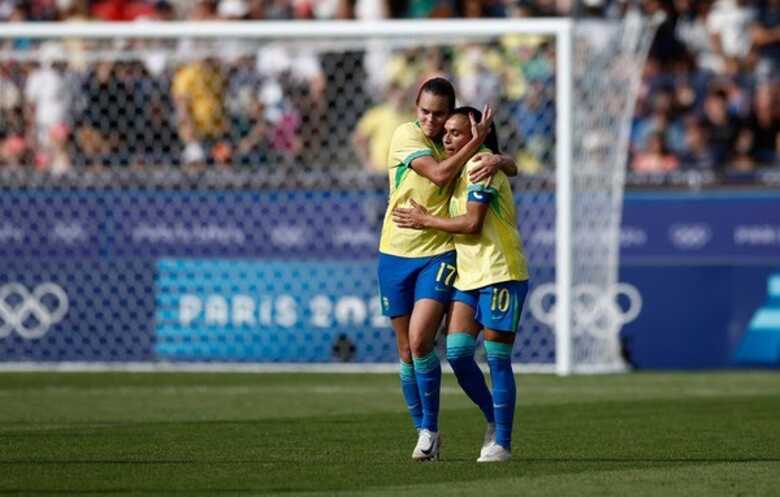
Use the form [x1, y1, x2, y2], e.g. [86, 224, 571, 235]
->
[1, 371, 778, 496]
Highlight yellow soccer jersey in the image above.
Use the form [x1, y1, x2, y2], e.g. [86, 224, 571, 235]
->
[379, 122, 455, 257]
[450, 153, 529, 291]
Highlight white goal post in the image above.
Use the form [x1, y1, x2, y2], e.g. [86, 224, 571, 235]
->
[0, 17, 656, 375]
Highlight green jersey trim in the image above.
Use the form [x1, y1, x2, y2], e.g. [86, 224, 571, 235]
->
[394, 149, 432, 189]
[394, 163, 410, 190]
[488, 195, 503, 219]
[403, 149, 433, 168]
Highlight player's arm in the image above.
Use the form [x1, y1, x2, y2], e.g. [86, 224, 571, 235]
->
[469, 153, 518, 182]
[409, 106, 495, 187]
[751, 21, 780, 47]
[393, 198, 489, 235]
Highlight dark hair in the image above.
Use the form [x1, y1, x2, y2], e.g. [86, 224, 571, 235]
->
[450, 106, 501, 154]
[416, 77, 456, 111]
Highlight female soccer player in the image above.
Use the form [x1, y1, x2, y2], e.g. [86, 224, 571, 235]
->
[378, 78, 516, 461]
[392, 107, 529, 463]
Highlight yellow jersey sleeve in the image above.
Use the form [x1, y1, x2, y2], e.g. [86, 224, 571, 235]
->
[464, 157, 498, 204]
[387, 123, 434, 171]
[379, 122, 454, 258]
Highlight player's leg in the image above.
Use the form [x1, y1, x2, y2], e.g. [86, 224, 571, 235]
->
[378, 253, 422, 431]
[391, 314, 423, 429]
[408, 299, 445, 425]
[476, 280, 529, 463]
[408, 297, 445, 460]
[480, 329, 515, 462]
[446, 297, 495, 427]
[407, 251, 457, 460]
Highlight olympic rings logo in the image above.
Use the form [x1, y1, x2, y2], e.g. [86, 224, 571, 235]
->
[669, 223, 712, 250]
[528, 282, 642, 339]
[0, 283, 69, 339]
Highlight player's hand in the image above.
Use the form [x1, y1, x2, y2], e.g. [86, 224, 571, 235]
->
[469, 153, 501, 184]
[392, 199, 429, 230]
[469, 104, 495, 145]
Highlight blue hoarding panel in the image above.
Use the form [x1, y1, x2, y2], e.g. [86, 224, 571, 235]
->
[0, 258, 156, 361]
[0, 189, 779, 367]
[154, 259, 396, 362]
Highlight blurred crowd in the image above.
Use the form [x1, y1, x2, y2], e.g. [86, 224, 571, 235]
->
[0, 0, 777, 184]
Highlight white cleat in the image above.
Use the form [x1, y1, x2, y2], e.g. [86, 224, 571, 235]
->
[479, 423, 496, 459]
[477, 443, 511, 463]
[412, 429, 442, 461]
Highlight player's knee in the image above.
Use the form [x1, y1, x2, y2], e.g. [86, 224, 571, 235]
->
[409, 343, 431, 358]
[446, 332, 476, 363]
[398, 348, 413, 364]
[409, 337, 432, 358]
[484, 340, 513, 369]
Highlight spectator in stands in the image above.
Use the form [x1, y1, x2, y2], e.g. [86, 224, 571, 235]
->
[74, 61, 109, 168]
[631, 88, 673, 150]
[218, 0, 248, 19]
[512, 78, 554, 170]
[255, 42, 325, 167]
[24, 42, 73, 173]
[0, 0, 775, 183]
[352, 83, 413, 173]
[751, 0, 780, 114]
[224, 50, 273, 167]
[56, 0, 91, 20]
[261, 0, 295, 18]
[190, 0, 219, 19]
[172, 50, 229, 166]
[745, 79, 779, 165]
[706, 0, 757, 75]
[666, 56, 709, 118]
[401, 0, 455, 18]
[119, 60, 179, 166]
[672, 0, 721, 75]
[453, 43, 504, 111]
[679, 118, 716, 170]
[90, 0, 156, 20]
[76, 57, 172, 168]
[0, 0, 15, 19]
[631, 131, 680, 173]
[510, 0, 559, 16]
[0, 65, 28, 167]
[700, 87, 740, 165]
[385, 47, 449, 97]
[152, 0, 177, 20]
[727, 127, 758, 173]
[292, 0, 349, 19]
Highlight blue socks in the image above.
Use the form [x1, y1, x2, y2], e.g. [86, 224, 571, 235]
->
[446, 333, 494, 423]
[399, 360, 423, 430]
[412, 351, 441, 433]
[402, 340, 513, 446]
[485, 340, 516, 450]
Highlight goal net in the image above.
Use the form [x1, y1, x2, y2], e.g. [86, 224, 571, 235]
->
[0, 18, 657, 373]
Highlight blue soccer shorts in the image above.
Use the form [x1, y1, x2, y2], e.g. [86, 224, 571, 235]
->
[377, 250, 457, 318]
[452, 280, 529, 333]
